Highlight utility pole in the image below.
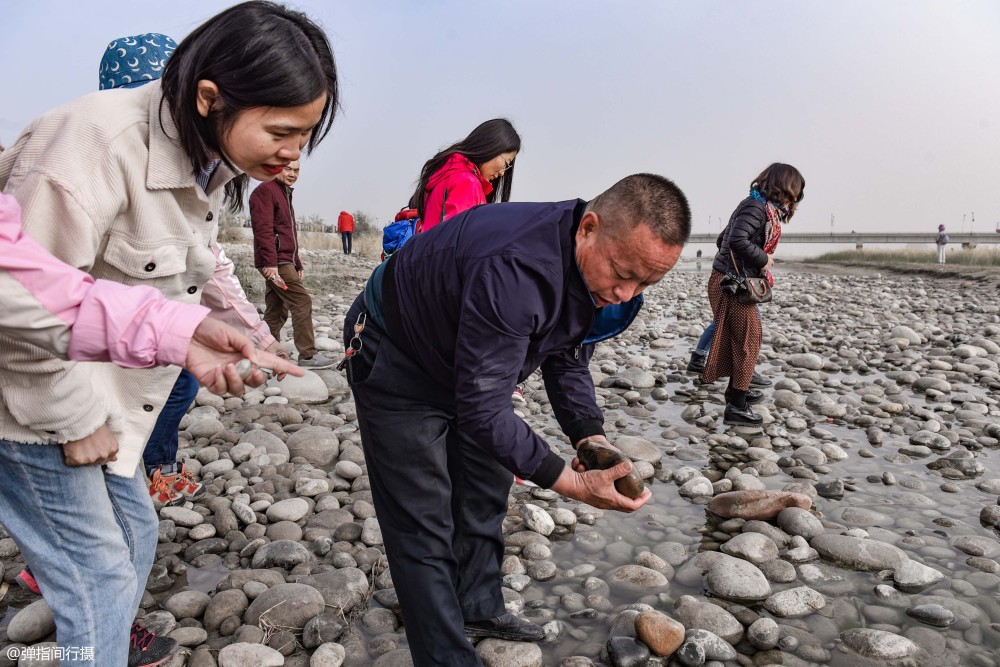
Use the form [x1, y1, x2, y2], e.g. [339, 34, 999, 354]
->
[830, 214, 834, 235]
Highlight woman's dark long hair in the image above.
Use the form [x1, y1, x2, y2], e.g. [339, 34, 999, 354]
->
[160, 1, 338, 211]
[410, 118, 521, 219]
[751, 163, 805, 219]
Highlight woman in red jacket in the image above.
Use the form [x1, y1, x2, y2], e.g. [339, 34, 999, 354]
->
[410, 118, 521, 232]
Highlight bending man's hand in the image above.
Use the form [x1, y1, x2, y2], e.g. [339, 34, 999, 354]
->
[186, 318, 302, 395]
[62, 425, 118, 467]
[550, 461, 652, 512]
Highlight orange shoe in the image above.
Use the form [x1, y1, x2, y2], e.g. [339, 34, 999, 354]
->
[159, 463, 206, 501]
[148, 468, 184, 507]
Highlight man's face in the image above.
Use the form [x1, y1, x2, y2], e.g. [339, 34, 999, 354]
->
[575, 212, 682, 307]
[277, 161, 301, 187]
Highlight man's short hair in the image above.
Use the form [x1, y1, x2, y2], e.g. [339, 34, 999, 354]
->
[589, 173, 691, 247]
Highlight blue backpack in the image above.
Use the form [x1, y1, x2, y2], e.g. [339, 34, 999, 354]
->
[381, 208, 421, 261]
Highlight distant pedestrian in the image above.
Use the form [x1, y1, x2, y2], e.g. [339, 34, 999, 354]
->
[252, 160, 334, 369]
[338, 210, 355, 254]
[936, 224, 949, 264]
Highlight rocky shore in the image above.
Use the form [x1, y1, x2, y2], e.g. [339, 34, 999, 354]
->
[2, 251, 999, 667]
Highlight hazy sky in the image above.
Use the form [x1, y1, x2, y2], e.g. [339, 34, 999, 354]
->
[2, 1, 999, 239]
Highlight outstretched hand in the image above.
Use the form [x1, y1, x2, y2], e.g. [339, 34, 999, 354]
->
[185, 318, 302, 395]
[551, 461, 652, 512]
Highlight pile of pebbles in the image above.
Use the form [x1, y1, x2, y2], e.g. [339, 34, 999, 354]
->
[2, 259, 1000, 667]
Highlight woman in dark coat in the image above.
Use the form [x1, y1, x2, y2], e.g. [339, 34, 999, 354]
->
[703, 163, 804, 426]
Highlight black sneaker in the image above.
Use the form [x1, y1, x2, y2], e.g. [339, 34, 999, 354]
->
[128, 622, 179, 667]
[686, 350, 707, 374]
[465, 613, 545, 642]
[749, 371, 772, 388]
[724, 403, 763, 427]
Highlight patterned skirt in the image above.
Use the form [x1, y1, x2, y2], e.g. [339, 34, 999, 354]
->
[702, 270, 762, 391]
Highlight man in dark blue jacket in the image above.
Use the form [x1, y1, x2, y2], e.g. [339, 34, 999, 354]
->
[343, 173, 690, 666]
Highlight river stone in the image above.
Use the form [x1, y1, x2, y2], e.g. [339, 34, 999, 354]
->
[677, 476, 714, 499]
[268, 370, 329, 404]
[836, 507, 894, 527]
[912, 377, 951, 394]
[613, 436, 662, 463]
[266, 498, 310, 523]
[890, 326, 920, 345]
[231, 501, 257, 525]
[670, 596, 741, 644]
[160, 506, 204, 527]
[244, 583, 325, 628]
[163, 590, 211, 619]
[362, 517, 383, 546]
[250, 539, 311, 569]
[188, 417, 226, 439]
[788, 353, 824, 370]
[953, 535, 1000, 558]
[635, 610, 685, 657]
[704, 555, 771, 601]
[810, 534, 906, 571]
[476, 638, 543, 666]
[792, 445, 826, 466]
[893, 559, 945, 593]
[906, 604, 955, 627]
[522, 504, 555, 536]
[612, 565, 668, 589]
[238, 429, 290, 465]
[676, 640, 705, 667]
[310, 642, 347, 667]
[218, 643, 285, 667]
[748, 617, 779, 650]
[777, 507, 824, 539]
[205, 589, 251, 630]
[604, 636, 650, 667]
[299, 567, 370, 615]
[684, 629, 737, 660]
[708, 490, 811, 520]
[6, 599, 55, 643]
[763, 586, 826, 617]
[840, 628, 918, 661]
[720, 532, 779, 564]
[285, 426, 339, 466]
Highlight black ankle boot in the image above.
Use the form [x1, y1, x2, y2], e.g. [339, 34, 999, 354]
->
[687, 350, 707, 374]
[727, 388, 764, 405]
[750, 371, 772, 388]
[724, 403, 763, 427]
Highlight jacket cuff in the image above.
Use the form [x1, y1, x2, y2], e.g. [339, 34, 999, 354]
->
[528, 451, 565, 489]
[566, 418, 606, 448]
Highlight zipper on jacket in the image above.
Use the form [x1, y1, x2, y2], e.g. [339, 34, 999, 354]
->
[574, 345, 580, 360]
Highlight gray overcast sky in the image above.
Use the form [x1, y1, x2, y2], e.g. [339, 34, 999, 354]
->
[2, 1, 999, 238]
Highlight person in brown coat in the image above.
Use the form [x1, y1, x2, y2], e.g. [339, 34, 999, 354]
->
[251, 160, 333, 368]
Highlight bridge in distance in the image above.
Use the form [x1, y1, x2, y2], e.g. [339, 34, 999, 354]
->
[686, 232, 1000, 249]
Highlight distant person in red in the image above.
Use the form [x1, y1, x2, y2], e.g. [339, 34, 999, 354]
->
[337, 210, 355, 255]
[410, 118, 521, 231]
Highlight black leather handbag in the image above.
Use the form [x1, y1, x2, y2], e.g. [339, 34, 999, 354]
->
[723, 249, 772, 304]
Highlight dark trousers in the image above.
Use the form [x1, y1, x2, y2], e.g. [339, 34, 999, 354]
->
[142, 369, 199, 475]
[345, 296, 510, 666]
[263, 263, 316, 357]
[341, 231, 353, 254]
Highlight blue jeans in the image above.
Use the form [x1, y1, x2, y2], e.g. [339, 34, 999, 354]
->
[696, 320, 717, 353]
[143, 369, 199, 475]
[0, 441, 157, 666]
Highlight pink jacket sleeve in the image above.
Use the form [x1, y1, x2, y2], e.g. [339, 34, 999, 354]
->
[422, 174, 487, 232]
[201, 238, 277, 350]
[0, 193, 209, 368]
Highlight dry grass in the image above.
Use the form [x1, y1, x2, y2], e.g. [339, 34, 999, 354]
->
[808, 247, 1000, 266]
